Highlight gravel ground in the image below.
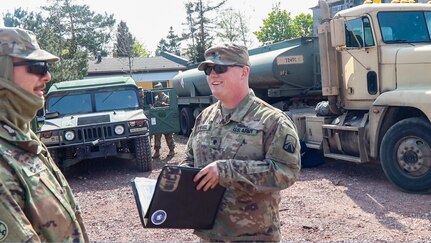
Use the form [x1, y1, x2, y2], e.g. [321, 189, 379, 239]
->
[65, 135, 431, 242]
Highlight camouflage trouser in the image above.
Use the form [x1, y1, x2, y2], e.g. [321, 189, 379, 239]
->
[154, 133, 175, 150]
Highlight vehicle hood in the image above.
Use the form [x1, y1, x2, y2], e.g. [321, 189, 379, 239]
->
[381, 44, 431, 87]
[41, 110, 147, 131]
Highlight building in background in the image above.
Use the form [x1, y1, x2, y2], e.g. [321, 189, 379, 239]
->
[87, 52, 188, 89]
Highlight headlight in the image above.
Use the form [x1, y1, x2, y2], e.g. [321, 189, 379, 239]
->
[64, 131, 75, 141]
[114, 125, 125, 135]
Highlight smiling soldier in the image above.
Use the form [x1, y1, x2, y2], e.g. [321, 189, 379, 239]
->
[181, 44, 301, 242]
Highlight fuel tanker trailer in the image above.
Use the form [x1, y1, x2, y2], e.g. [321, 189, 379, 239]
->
[173, 37, 323, 136]
[172, 0, 431, 193]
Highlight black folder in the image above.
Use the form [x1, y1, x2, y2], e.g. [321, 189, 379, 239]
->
[130, 165, 225, 229]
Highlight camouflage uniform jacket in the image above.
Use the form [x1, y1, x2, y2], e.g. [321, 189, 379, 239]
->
[0, 124, 89, 242]
[154, 92, 169, 107]
[183, 90, 301, 242]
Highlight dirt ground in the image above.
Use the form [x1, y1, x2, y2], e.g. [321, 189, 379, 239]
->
[66, 135, 431, 242]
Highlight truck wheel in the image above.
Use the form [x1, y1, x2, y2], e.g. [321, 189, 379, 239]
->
[380, 117, 431, 193]
[135, 136, 152, 172]
[180, 107, 195, 136]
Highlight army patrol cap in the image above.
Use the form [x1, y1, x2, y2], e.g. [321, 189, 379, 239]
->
[197, 43, 251, 71]
[0, 27, 59, 63]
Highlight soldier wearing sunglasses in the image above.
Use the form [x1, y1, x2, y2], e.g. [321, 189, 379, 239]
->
[0, 27, 89, 242]
[180, 44, 301, 242]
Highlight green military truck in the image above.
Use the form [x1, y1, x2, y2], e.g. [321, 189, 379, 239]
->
[38, 76, 153, 171]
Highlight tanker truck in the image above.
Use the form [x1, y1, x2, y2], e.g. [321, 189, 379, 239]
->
[172, 0, 431, 193]
[174, 37, 323, 136]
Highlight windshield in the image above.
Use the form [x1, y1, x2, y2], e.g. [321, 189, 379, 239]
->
[47, 89, 139, 116]
[47, 93, 92, 115]
[95, 90, 139, 112]
[378, 11, 431, 43]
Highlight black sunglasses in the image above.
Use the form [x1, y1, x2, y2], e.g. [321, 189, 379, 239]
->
[13, 60, 50, 76]
[203, 64, 244, 76]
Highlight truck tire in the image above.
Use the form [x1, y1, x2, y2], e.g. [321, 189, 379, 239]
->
[380, 117, 431, 193]
[180, 107, 195, 136]
[135, 136, 152, 172]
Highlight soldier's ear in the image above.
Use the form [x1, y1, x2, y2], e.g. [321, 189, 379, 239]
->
[241, 66, 250, 78]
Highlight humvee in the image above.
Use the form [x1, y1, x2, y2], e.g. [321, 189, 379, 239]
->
[38, 76, 152, 171]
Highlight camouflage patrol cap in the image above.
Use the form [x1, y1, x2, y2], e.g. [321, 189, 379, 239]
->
[197, 43, 250, 71]
[0, 27, 59, 63]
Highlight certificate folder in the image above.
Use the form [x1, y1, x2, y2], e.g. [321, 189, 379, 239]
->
[131, 165, 225, 229]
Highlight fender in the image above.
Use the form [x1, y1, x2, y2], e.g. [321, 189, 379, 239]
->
[374, 88, 431, 120]
[368, 89, 431, 158]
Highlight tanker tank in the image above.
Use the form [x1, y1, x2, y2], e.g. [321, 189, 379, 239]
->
[173, 37, 321, 101]
[172, 37, 322, 136]
[174, 68, 209, 98]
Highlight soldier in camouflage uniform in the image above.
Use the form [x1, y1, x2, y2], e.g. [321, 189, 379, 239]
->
[0, 27, 89, 242]
[181, 44, 301, 242]
[152, 82, 175, 158]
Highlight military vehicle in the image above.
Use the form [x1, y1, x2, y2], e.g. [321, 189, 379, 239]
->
[172, 1, 431, 193]
[38, 76, 152, 172]
[143, 86, 180, 137]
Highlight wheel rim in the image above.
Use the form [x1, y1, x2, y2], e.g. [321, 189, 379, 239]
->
[396, 136, 431, 176]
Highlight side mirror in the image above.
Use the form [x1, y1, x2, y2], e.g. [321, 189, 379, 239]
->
[330, 18, 346, 48]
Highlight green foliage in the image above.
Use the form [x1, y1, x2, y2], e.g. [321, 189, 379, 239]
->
[292, 13, 313, 37]
[133, 42, 150, 57]
[48, 50, 88, 86]
[3, 8, 44, 31]
[114, 21, 135, 57]
[216, 8, 250, 46]
[3, 0, 115, 83]
[113, 21, 149, 75]
[182, 0, 227, 63]
[156, 26, 181, 56]
[254, 3, 294, 43]
[254, 3, 314, 44]
[41, 0, 115, 58]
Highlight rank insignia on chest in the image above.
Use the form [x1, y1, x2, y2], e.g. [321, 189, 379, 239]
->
[283, 134, 297, 153]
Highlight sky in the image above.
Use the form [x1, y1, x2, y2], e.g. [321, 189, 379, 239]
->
[1, 0, 318, 55]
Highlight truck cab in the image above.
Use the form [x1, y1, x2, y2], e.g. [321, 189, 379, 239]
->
[305, 1, 431, 193]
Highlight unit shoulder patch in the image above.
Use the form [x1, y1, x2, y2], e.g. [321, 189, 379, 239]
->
[283, 134, 297, 153]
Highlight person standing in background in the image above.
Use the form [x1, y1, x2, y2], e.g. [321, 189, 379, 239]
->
[152, 82, 175, 159]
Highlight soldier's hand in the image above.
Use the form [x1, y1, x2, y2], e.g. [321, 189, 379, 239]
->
[194, 162, 219, 191]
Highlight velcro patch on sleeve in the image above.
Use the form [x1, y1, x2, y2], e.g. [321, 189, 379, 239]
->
[283, 134, 297, 153]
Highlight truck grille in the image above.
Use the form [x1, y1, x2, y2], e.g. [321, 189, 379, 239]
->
[77, 126, 114, 141]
